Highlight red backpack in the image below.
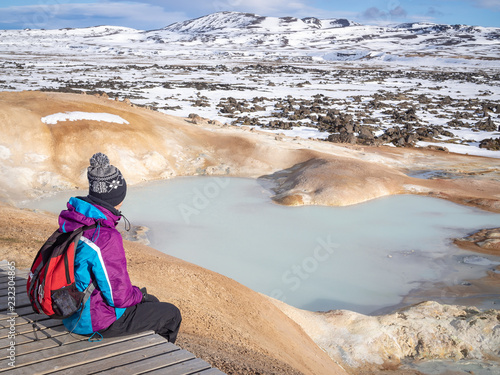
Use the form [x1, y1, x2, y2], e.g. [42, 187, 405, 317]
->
[27, 224, 97, 319]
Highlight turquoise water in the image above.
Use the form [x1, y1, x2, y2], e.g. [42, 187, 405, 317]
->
[26, 177, 500, 314]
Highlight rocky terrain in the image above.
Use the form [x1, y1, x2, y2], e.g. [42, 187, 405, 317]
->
[1, 62, 499, 156]
[455, 227, 500, 255]
[1, 90, 499, 374]
[272, 298, 500, 373]
[2, 91, 500, 209]
[1, 12, 499, 158]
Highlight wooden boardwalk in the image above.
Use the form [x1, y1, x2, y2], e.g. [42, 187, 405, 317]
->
[0, 263, 224, 374]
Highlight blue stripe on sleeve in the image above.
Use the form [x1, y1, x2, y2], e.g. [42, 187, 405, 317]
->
[79, 236, 115, 306]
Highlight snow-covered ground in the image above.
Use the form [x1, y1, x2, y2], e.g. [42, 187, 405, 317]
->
[41, 112, 129, 125]
[0, 12, 499, 157]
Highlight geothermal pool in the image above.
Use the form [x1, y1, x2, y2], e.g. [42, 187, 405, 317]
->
[26, 177, 500, 314]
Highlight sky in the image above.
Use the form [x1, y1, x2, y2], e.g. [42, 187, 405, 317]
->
[0, 0, 499, 30]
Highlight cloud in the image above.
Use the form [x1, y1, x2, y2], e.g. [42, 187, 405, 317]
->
[116, 0, 311, 18]
[156, 0, 355, 21]
[360, 5, 408, 24]
[0, 1, 187, 30]
[361, 7, 384, 20]
[390, 6, 407, 18]
[426, 7, 444, 18]
[209, 0, 310, 16]
[471, 0, 500, 11]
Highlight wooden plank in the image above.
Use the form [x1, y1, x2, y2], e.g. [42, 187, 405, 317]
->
[0, 316, 61, 339]
[0, 271, 24, 278]
[98, 349, 196, 375]
[0, 311, 45, 329]
[4, 331, 154, 372]
[0, 269, 29, 279]
[4, 332, 165, 375]
[0, 263, 29, 271]
[0, 306, 34, 320]
[0, 291, 31, 311]
[0, 313, 19, 330]
[0, 317, 59, 336]
[0, 277, 27, 285]
[0, 329, 88, 360]
[0, 278, 27, 290]
[2, 312, 52, 328]
[0, 326, 66, 352]
[49, 341, 179, 375]
[6, 290, 31, 308]
[143, 358, 212, 375]
[0, 284, 26, 297]
[0, 324, 74, 349]
[0, 277, 27, 291]
[0, 274, 27, 282]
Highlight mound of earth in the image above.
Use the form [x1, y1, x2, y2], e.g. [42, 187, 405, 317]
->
[270, 298, 500, 374]
[1, 91, 500, 214]
[455, 227, 500, 256]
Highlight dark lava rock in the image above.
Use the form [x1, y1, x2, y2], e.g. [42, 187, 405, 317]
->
[358, 126, 375, 140]
[327, 131, 357, 144]
[448, 118, 467, 128]
[479, 138, 500, 150]
[475, 116, 497, 132]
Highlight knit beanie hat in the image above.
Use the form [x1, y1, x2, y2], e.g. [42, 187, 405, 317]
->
[87, 152, 127, 207]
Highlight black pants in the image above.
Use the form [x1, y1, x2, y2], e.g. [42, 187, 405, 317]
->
[99, 295, 182, 343]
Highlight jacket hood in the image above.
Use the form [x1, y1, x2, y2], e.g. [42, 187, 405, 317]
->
[58, 197, 121, 233]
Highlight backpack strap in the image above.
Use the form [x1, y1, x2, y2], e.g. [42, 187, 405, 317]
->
[78, 223, 98, 307]
[75, 223, 98, 311]
[81, 282, 95, 308]
[79, 223, 99, 240]
[81, 223, 99, 231]
[61, 280, 96, 346]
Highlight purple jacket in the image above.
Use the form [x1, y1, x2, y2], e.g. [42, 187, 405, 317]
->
[59, 197, 143, 335]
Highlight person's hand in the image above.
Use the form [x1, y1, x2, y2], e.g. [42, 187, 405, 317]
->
[140, 287, 160, 303]
[140, 287, 148, 302]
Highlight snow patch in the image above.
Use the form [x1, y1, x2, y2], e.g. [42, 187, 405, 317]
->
[0, 145, 11, 160]
[24, 153, 49, 163]
[403, 184, 433, 193]
[416, 141, 500, 158]
[250, 125, 330, 140]
[41, 112, 129, 125]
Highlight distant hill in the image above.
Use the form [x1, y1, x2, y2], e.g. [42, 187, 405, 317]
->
[162, 11, 359, 33]
[1, 11, 498, 63]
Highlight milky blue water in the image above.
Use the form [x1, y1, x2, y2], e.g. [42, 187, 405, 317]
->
[26, 177, 500, 314]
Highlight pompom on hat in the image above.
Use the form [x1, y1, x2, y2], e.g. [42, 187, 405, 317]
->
[87, 152, 127, 207]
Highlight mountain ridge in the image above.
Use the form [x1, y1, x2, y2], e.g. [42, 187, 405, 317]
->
[138, 12, 499, 62]
[0, 11, 499, 67]
[162, 11, 360, 33]
[10, 11, 498, 35]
